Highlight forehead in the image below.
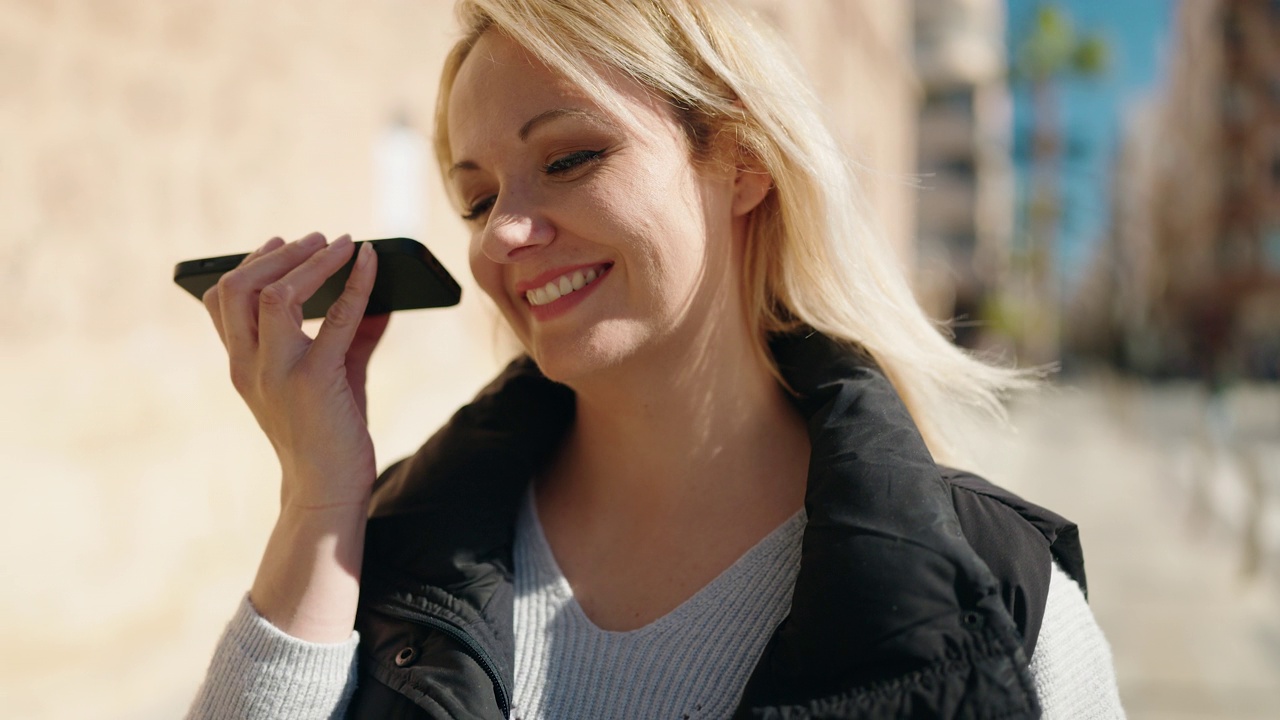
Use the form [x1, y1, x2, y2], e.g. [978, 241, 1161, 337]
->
[446, 31, 673, 160]
[448, 31, 587, 126]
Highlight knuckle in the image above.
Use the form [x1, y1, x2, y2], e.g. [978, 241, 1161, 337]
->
[259, 281, 292, 308]
[216, 268, 240, 289]
[217, 269, 249, 296]
[325, 297, 360, 325]
[227, 363, 256, 395]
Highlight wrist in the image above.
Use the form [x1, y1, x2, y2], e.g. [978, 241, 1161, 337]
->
[250, 497, 370, 643]
[278, 466, 375, 513]
[279, 493, 371, 519]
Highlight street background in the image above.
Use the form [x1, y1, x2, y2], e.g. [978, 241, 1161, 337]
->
[1, 1, 1277, 718]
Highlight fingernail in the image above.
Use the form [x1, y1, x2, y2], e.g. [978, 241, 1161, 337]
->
[299, 233, 326, 248]
[356, 242, 373, 266]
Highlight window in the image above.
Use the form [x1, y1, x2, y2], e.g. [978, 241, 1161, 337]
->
[373, 113, 427, 237]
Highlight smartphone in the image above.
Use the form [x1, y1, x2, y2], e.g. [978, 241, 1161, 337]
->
[173, 237, 461, 319]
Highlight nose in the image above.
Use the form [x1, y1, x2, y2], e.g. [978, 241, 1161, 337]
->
[478, 191, 556, 264]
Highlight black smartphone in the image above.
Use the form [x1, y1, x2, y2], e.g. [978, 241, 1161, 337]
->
[173, 237, 461, 319]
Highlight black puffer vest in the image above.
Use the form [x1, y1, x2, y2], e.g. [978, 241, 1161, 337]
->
[346, 332, 1085, 719]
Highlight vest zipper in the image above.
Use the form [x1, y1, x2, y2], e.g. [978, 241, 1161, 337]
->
[378, 603, 512, 717]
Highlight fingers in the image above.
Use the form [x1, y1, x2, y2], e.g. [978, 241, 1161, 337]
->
[312, 242, 379, 365]
[241, 236, 287, 269]
[220, 233, 328, 362]
[203, 236, 287, 348]
[257, 235, 363, 365]
[202, 232, 376, 401]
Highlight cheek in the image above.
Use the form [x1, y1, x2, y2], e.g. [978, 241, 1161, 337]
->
[468, 239, 507, 307]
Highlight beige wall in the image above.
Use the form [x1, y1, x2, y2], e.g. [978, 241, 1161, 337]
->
[747, 0, 919, 268]
[0, 2, 914, 717]
[2, 3, 499, 717]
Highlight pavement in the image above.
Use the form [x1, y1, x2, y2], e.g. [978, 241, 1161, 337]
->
[970, 377, 1280, 720]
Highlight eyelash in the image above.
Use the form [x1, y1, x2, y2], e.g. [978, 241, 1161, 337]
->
[461, 149, 606, 221]
[542, 149, 604, 174]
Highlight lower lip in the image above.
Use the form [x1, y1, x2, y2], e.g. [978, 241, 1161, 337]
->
[526, 266, 612, 322]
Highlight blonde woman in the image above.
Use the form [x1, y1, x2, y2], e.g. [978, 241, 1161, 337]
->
[188, 1, 1123, 718]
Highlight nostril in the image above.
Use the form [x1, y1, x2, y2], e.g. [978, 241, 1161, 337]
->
[480, 212, 555, 263]
[506, 244, 543, 260]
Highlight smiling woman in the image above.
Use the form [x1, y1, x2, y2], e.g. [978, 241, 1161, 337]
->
[184, 1, 1123, 719]
[446, 30, 769, 386]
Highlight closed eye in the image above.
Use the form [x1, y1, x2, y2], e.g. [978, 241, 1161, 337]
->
[462, 195, 496, 221]
[544, 149, 605, 175]
[461, 149, 607, 222]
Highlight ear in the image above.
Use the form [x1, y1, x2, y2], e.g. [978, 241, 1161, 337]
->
[731, 160, 772, 217]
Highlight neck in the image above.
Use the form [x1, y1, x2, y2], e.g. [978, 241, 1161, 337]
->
[542, 313, 810, 524]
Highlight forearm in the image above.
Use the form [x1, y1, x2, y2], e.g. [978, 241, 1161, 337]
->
[249, 495, 370, 644]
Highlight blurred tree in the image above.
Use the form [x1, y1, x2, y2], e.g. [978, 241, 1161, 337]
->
[1010, 3, 1108, 363]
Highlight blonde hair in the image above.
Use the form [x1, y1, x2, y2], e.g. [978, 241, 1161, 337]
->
[433, 0, 1037, 465]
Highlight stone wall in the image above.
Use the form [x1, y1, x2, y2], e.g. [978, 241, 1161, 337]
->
[0, 2, 914, 717]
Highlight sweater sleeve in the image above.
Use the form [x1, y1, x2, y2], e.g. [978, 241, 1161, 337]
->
[184, 594, 360, 720]
[1028, 562, 1126, 719]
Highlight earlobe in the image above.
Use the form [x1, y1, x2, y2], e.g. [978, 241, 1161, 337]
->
[732, 167, 773, 217]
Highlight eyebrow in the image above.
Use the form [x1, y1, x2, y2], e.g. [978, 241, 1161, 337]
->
[449, 107, 614, 177]
[518, 107, 606, 140]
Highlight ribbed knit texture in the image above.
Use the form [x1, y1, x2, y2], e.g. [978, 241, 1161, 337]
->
[185, 518, 1126, 719]
[1033, 561, 1127, 719]
[510, 488, 806, 720]
[184, 595, 359, 720]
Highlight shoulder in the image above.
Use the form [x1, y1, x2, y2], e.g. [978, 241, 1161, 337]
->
[939, 467, 1087, 659]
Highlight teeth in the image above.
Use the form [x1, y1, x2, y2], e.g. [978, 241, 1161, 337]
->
[526, 266, 606, 306]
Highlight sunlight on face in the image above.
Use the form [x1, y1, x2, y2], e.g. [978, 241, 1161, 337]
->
[446, 31, 746, 386]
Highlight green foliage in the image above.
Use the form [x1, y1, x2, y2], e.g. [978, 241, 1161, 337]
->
[1072, 35, 1110, 76]
[1013, 3, 1110, 83]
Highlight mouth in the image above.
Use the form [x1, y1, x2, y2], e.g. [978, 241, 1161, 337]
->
[524, 262, 613, 307]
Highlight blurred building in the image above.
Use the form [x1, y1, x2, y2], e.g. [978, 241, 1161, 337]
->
[1073, 0, 1280, 379]
[911, 0, 1014, 347]
[743, 0, 919, 266]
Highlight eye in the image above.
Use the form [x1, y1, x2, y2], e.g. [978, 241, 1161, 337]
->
[543, 149, 605, 175]
[462, 195, 496, 222]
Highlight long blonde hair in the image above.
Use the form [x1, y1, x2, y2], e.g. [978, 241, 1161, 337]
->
[433, 0, 1037, 465]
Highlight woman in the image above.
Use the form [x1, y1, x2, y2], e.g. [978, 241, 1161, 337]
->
[188, 1, 1123, 718]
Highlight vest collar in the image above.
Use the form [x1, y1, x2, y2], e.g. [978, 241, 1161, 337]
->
[361, 331, 1035, 716]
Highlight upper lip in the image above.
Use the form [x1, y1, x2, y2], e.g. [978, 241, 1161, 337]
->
[513, 261, 613, 295]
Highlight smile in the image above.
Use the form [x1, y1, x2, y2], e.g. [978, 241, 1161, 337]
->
[525, 263, 611, 306]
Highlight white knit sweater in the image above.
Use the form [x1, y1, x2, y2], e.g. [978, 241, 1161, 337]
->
[186, 497, 1125, 719]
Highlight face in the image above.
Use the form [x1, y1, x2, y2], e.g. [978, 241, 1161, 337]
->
[446, 31, 766, 384]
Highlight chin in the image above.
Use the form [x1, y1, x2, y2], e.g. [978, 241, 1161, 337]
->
[525, 321, 644, 387]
